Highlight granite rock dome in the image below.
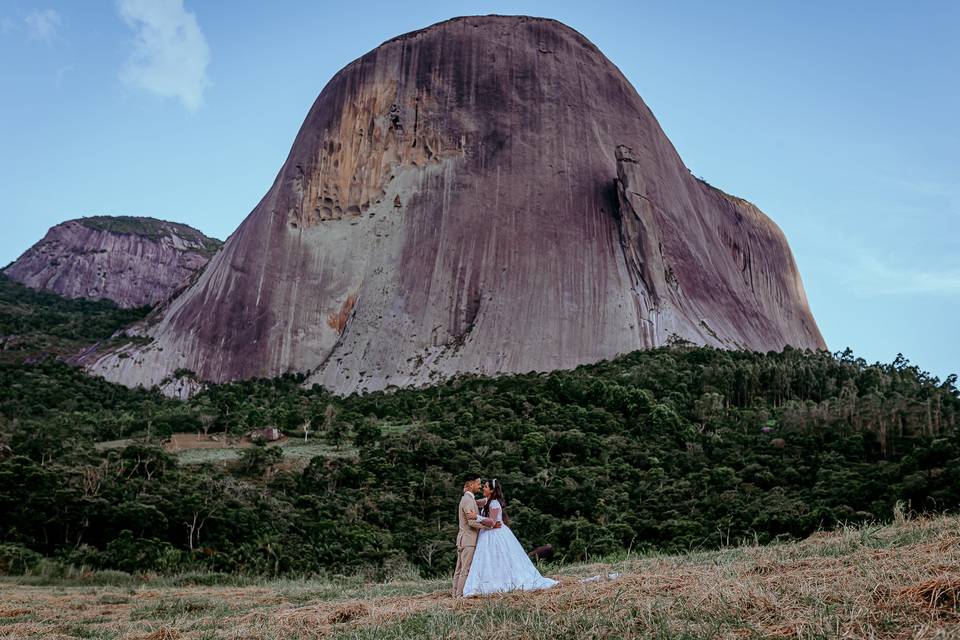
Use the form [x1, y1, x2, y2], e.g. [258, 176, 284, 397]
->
[85, 15, 825, 395]
[5, 216, 220, 309]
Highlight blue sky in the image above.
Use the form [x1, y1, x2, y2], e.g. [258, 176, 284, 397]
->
[1, 1, 957, 380]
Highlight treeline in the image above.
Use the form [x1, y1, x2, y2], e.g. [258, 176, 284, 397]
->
[1, 345, 957, 578]
[76, 216, 223, 255]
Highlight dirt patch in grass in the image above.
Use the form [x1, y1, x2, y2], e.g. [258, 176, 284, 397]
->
[136, 628, 182, 640]
[164, 433, 252, 452]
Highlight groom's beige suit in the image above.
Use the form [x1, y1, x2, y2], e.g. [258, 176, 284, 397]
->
[453, 490, 487, 597]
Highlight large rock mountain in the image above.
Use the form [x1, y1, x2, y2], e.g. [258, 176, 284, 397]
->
[5, 216, 221, 308]
[85, 15, 825, 395]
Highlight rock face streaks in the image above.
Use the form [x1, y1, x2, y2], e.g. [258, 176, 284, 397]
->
[84, 15, 825, 395]
[5, 217, 221, 308]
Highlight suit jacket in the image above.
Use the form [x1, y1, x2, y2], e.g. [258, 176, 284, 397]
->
[457, 491, 485, 548]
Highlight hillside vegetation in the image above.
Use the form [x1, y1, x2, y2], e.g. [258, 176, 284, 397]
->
[1, 339, 957, 579]
[0, 273, 150, 364]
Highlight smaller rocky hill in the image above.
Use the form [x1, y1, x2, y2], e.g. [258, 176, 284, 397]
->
[3, 216, 222, 308]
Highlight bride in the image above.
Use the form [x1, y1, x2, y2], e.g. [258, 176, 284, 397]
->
[463, 478, 558, 597]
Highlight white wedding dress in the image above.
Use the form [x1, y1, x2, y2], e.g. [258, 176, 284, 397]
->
[462, 500, 558, 597]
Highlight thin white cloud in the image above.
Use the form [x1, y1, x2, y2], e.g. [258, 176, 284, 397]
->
[846, 251, 960, 296]
[24, 8, 61, 43]
[789, 209, 959, 297]
[117, 0, 210, 111]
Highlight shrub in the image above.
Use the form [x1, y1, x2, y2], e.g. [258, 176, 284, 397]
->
[0, 543, 43, 575]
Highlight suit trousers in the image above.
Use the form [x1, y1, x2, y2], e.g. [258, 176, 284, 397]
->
[452, 544, 476, 597]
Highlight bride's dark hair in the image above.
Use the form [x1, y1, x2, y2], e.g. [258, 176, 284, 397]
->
[482, 478, 511, 525]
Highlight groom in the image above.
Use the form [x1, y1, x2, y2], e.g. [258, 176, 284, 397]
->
[453, 474, 500, 597]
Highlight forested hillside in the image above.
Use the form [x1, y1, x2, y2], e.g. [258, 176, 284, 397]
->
[2, 335, 957, 578]
[0, 273, 150, 364]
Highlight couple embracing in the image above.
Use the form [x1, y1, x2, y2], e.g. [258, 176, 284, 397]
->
[452, 474, 558, 598]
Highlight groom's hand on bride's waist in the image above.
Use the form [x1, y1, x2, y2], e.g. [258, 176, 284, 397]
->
[466, 510, 502, 528]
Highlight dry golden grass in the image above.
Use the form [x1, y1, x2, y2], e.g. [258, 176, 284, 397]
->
[1, 513, 958, 639]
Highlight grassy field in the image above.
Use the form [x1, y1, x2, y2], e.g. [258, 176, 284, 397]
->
[91, 433, 360, 467]
[1, 512, 958, 639]
[96, 423, 418, 468]
[97, 425, 420, 467]
[170, 438, 357, 466]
